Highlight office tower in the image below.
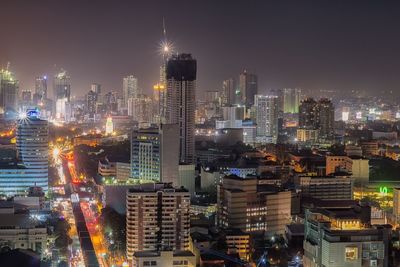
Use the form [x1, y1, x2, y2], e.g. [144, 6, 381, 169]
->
[0, 68, 19, 113]
[303, 205, 391, 267]
[254, 95, 279, 143]
[217, 175, 291, 235]
[131, 128, 161, 181]
[166, 53, 196, 164]
[222, 78, 236, 106]
[238, 70, 257, 107]
[126, 183, 190, 261]
[123, 75, 139, 107]
[283, 88, 301, 113]
[86, 89, 97, 119]
[53, 69, 70, 101]
[16, 109, 49, 192]
[53, 70, 71, 119]
[131, 126, 179, 183]
[295, 173, 353, 200]
[318, 98, 335, 140]
[299, 98, 318, 129]
[35, 75, 47, 102]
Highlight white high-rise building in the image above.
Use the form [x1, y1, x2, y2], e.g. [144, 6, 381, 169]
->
[166, 54, 196, 164]
[126, 183, 190, 261]
[254, 95, 279, 143]
[123, 75, 139, 108]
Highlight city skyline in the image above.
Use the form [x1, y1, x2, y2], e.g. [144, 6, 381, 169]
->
[1, 1, 400, 96]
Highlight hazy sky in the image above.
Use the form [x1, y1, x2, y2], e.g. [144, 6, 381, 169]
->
[1, 0, 400, 97]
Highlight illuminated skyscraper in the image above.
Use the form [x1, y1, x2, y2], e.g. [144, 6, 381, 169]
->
[123, 75, 139, 107]
[131, 128, 161, 182]
[130, 126, 179, 184]
[0, 68, 19, 113]
[283, 88, 301, 114]
[16, 110, 49, 192]
[53, 70, 70, 101]
[53, 69, 71, 119]
[166, 53, 197, 164]
[238, 70, 257, 107]
[35, 75, 48, 102]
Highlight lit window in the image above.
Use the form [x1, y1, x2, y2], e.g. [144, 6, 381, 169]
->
[345, 247, 358, 261]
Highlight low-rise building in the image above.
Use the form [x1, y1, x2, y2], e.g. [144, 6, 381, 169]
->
[295, 173, 353, 200]
[0, 203, 48, 257]
[132, 250, 195, 267]
[303, 205, 391, 267]
[224, 228, 250, 261]
[217, 175, 291, 235]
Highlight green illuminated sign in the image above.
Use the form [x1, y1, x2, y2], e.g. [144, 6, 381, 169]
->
[379, 186, 388, 195]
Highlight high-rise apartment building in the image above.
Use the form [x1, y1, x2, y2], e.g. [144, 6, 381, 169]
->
[222, 78, 235, 106]
[238, 70, 257, 107]
[304, 206, 391, 267]
[299, 97, 335, 141]
[166, 53, 196, 164]
[126, 183, 190, 261]
[123, 75, 139, 107]
[282, 88, 301, 114]
[86, 89, 98, 119]
[0, 69, 18, 113]
[217, 175, 291, 235]
[299, 98, 319, 129]
[254, 95, 279, 143]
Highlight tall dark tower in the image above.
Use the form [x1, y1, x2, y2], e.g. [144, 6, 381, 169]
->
[166, 54, 197, 164]
[239, 70, 258, 107]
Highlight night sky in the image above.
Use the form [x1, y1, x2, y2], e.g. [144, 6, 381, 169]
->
[1, 1, 400, 97]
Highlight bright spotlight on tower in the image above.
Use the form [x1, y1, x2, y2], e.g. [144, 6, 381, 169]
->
[53, 147, 60, 159]
[18, 112, 27, 119]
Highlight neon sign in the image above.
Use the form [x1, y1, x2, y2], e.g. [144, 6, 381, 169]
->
[379, 186, 388, 195]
